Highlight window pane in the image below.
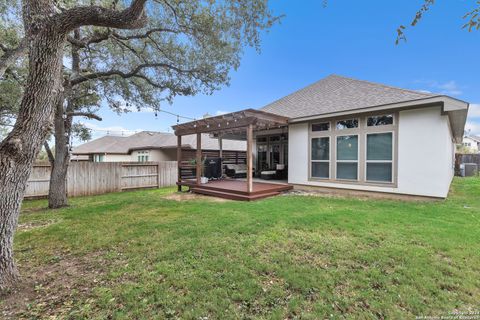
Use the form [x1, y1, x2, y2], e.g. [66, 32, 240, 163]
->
[337, 163, 357, 180]
[337, 135, 358, 160]
[269, 135, 281, 142]
[257, 137, 267, 143]
[367, 133, 392, 160]
[367, 115, 393, 126]
[336, 119, 358, 130]
[367, 163, 392, 182]
[312, 122, 330, 131]
[312, 162, 329, 178]
[311, 137, 329, 160]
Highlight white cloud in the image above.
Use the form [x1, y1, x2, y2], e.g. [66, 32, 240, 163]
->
[465, 120, 480, 136]
[414, 80, 463, 96]
[467, 104, 480, 118]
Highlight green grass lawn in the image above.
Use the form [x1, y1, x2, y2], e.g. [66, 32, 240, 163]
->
[2, 178, 480, 319]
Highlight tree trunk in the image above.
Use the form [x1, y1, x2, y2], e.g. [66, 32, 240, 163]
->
[0, 3, 65, 290]
[0, 0, 147, 292]
[48, 98, 71, 209]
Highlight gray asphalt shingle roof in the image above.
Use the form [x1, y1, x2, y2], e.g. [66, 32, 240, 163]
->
[72, 131, 246, 154]
[261, 74, 439, 118]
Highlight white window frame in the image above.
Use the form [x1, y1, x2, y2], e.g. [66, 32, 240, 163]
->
[310, 136, 330, 179]
[335, 134, 359, 181]
[365, 131, 394, 183]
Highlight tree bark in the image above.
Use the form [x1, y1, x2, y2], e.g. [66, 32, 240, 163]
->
[47, 97, 71, 209]
[0, 0, 147, 290]
[0, 1, 64, 290]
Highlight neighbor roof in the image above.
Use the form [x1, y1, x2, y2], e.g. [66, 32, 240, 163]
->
[466, 135, 480, 142]
[72, 131, 246, 155]
[261, 74, 439, 119]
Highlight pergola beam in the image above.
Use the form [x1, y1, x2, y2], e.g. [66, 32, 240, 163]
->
[172, 108, 289, 136]
[174, 117, 258, 136]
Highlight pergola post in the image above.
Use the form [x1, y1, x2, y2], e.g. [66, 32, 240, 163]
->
[218, 135, 223, 176]
[246, 123, 253, 193]
[218, 136, 223, 158]
[196, 133, 202, 185]
[177, 135, 182, 192]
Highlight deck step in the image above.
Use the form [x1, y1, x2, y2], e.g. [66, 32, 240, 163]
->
[191, 187, 282, 201]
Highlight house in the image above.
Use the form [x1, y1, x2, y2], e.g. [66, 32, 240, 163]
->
[72, 131, 246, 162]
[173, 75, 468, 199]
[461, 135, 480, 153]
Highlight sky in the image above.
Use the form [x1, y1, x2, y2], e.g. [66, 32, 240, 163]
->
[79, 0, 480, 144]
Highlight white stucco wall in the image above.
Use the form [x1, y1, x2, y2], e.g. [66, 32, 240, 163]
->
[95, 149, 177, 162]
[288, 106, 455, 198]
[131, 149, 176, 162]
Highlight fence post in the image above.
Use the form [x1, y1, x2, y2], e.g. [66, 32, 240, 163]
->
[157, 162, 161, 188]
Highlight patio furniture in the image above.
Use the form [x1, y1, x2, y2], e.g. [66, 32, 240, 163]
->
[260, 164, 287, 180]
[260, 170, 276, 180]
[225, 163, 248, 178]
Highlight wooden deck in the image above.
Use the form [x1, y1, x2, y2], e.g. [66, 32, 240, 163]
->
[177, 179, 293, 201]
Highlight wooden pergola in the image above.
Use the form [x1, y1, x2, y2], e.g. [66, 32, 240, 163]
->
[172, 109, 289, 193]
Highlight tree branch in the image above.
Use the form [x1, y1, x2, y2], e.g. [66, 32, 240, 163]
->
[67, 31, 111, 48]
[0, 38, 27, 78]
[70, 63, 198, 86]
[55, 0, 148, 33]
[67, 112, 102, 121]
[43, 141, 55, 164]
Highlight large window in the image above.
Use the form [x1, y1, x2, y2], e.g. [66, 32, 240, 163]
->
[366, 133, 393, 182]
[336, 135, 358, 180]
[137, 151, 149, 162]
[93, 154, 105, 162]
[309, 113, 396, 185]
[311, 137, 330, 178]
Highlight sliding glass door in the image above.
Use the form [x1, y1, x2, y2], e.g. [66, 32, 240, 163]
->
[256, 134, 288, 175]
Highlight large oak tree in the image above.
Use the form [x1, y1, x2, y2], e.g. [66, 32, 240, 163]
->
[0, 0, 277, 290]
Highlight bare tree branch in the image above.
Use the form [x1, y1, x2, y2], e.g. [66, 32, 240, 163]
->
[67, 111, 102, 121]
[54, 0, 148, 33]
[67, 31, 111, 48]
[0, 38, 27, 78]
[43, 141, 55, 164]
[70, 63, 198, 86]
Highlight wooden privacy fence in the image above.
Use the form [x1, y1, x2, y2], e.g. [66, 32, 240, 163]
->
[455, 154, 480, 176]
[25, 161, 178, 199]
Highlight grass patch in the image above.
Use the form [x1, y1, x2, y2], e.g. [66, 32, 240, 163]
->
[1, 178, 480, 319]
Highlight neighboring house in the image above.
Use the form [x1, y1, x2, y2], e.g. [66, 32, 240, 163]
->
[72, 131, 246, 162]
[173, 75, 469, 198]
[461, 135, 480, 153]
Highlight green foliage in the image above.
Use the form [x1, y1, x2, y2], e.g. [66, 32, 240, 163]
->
[0, 0, 279, 138]
[7, 177, 480, 318]
[396, 0, 480, 44]
[71, 123, 92, 142]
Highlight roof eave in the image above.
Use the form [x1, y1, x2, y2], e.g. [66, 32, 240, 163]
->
[286, 96, 468, 142]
